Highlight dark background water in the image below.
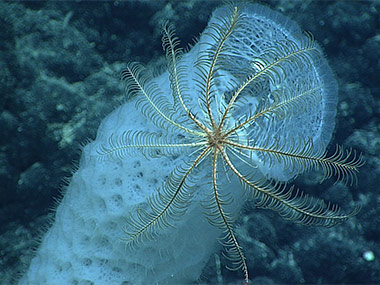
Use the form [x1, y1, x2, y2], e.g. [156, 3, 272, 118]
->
[1, 0, 379, 283]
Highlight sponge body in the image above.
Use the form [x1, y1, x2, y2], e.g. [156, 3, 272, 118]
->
[21, 3, 338, 284]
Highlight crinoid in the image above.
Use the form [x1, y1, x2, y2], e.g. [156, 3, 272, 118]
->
[97, 4, 363, 283]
